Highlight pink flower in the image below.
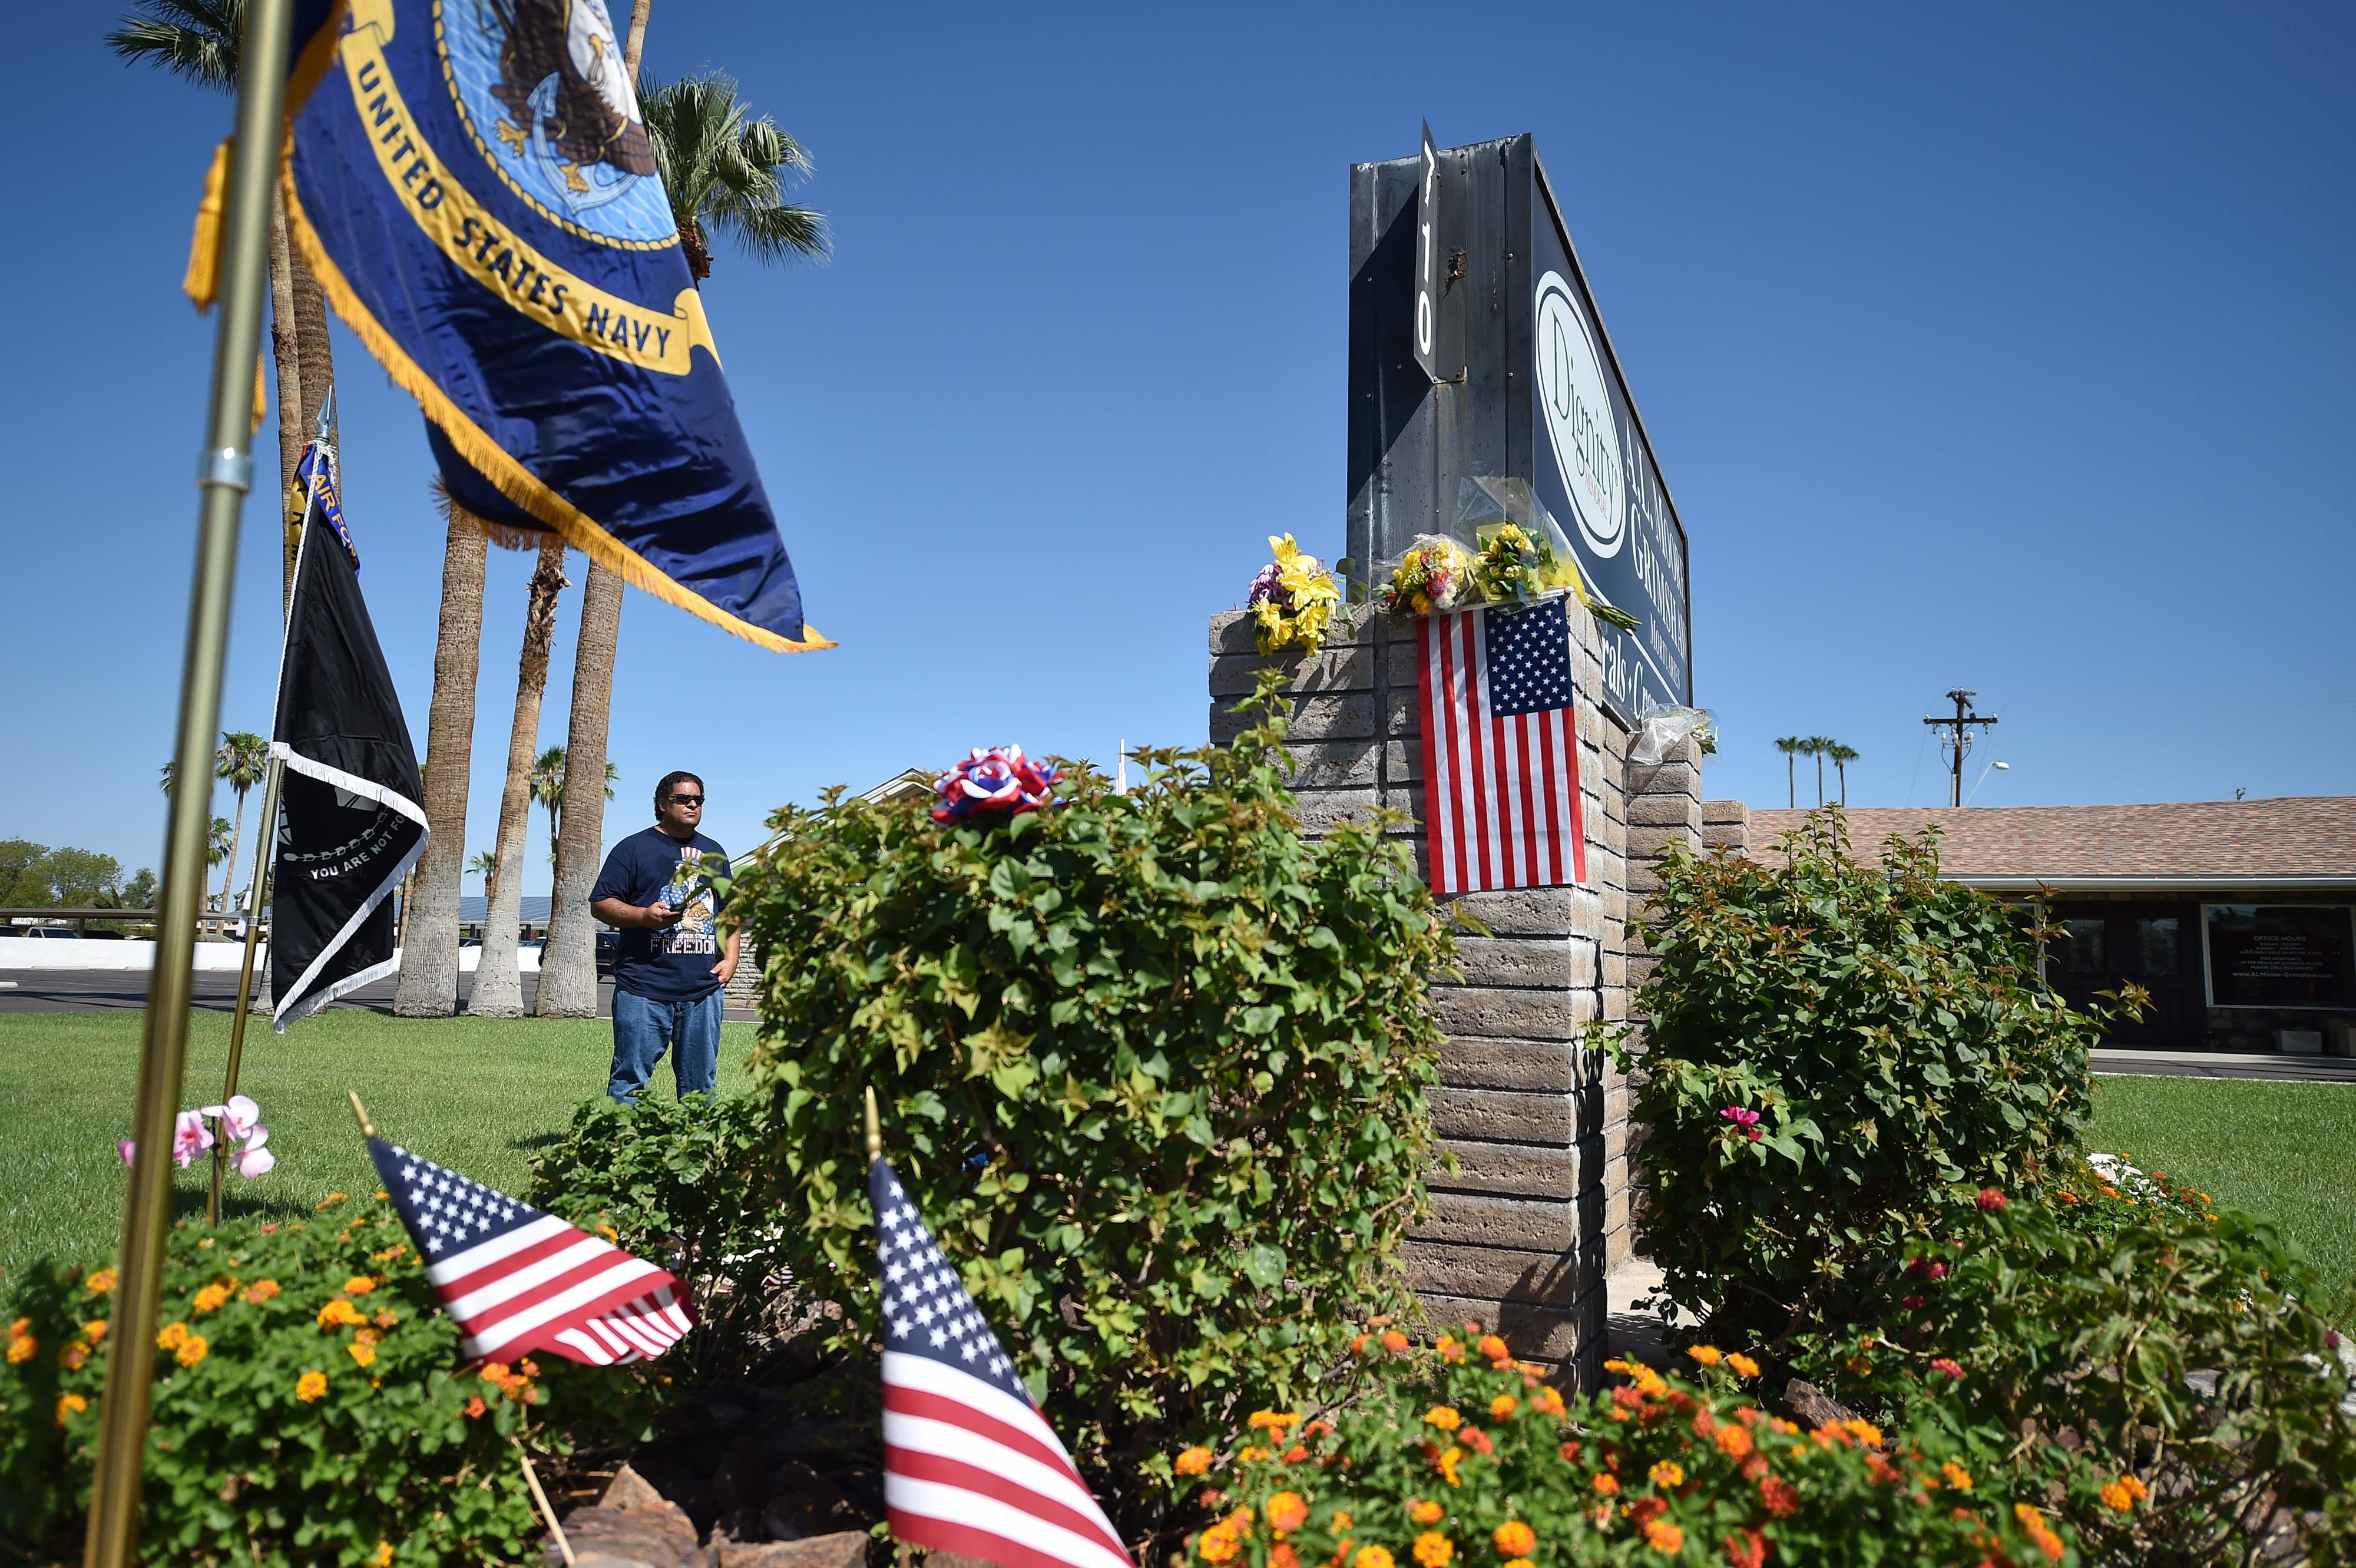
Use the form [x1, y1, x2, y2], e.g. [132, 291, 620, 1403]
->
[233, 1124, 275, 1179]
[1976, 1187, 2008, 1212]
[1907, 1256, 1948, 1281]
[1929, 1359, 1964, 1379]
[170, 1110, 214, 1169]
[199, 1095, 262, 1142]
[117, 1139, 137, 1167]
[1719, 1106, 1763, 1142]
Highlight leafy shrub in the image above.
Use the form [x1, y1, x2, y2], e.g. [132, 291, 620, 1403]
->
[1611, 812, 2123, 1347]
[1806, 1192, 2356, 1568]
[729, 685, 1452, 1541]
[528, 1090, 802, 1383]
[1, 1195, 562, 1565]
[1187, 1329, 2086, 1567]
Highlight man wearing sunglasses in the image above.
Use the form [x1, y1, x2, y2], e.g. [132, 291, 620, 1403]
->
[588, 770, 740, 1101]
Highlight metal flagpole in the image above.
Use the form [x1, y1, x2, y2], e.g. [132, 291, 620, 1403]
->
[207, 755, 282, 1226]
[83, 0, 296, 1560]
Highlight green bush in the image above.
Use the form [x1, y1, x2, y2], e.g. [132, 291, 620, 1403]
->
[1187, 1329, 2087, 1567]
[528, 1091, 798, 1384]
[729, 686, 1453, 1543]
[1610, 812, 2122, 1347]
[1, 1195, 561, 1566]
[1806, 1191, 2356, 1568]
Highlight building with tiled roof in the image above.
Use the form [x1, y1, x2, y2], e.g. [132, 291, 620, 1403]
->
[1719, 797, 2356, 1056]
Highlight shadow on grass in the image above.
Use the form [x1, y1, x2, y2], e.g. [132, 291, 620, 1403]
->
[166, 1182, 316, 1229]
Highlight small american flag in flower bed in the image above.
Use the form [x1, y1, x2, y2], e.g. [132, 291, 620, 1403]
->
[369, 1139, 693, 1366]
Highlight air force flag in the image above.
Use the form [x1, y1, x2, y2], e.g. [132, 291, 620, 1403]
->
[279, 0, 826, 651]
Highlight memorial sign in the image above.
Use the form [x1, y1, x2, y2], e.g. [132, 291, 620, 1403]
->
[2203, 904, 2354, 1009]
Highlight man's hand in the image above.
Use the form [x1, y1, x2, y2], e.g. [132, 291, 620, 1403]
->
[711, 952, 738, 987]
[643, 901, 681, 929]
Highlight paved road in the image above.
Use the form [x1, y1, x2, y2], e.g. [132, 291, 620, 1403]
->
[2092, 1047, 2356, 1084]
[0, 970, 759, 1023]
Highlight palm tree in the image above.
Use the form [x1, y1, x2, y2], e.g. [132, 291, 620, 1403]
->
[204, 816, 234, 931]
[213, 730, 269, 919]
[468, 850, 499, 887]
[108, 0, 336, 607]
[1774, 737, 1802, 809]
[471, 538, 571, 1018]
[394, 498, 489, 1017]
[542, 5, 826, 1015]
[532, 747, 618, 864]
[1829, 743, 1858, 806]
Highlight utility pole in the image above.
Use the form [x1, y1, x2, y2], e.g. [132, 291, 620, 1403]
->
[1923, 689, 1998, 808]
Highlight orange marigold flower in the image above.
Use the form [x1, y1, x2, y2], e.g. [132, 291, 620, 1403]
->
[7, 1318, 28, 1339]
[1284, 1445, 1309, 1463]
[1591, 1473, 1621, 1497]
[1354, 1550, 1395, 1568]
[61, 1343, 88, 1371]
[84, 1319, 108, 1342]
[1532, 1388, 1566, 1417]
[372, 1544, 392, 1567]
[1332, 1513, 1354, 1534]
[316, 1193, 347, 1209]
[374, 1309, 399, 1329]
[1558, 1440, 1582, 1463]
[1408, 1501, 1442, 1526]
[1197, 1528, 1239, 1564]
[1272, 1548, 1301, 1568]
[1423, 1406, 1461, 1431]
[5, 1335, 37, 1365]
[1865, 1454, 1901, 1484]
[1461, 1428, 1492, 1457]
[176, 1334, 208, 1368]
[464, 1395, 487, 1418]
[154, 1322, 189, 1352]
[316, 1298, 365, 1330]
[191, 1283, 231, 1315]
[1381, 1331, 1411, 1353]
[1353, 1334, 1372, 1355]
[1739, 1454, 1768, 1480]
[1501, 1561, 1533, 1568]
[1489, 1395, 1518, 1421]
[1715, 1425, 1754, 1459]
[1239, 1446, 1269, 1464]
[2119, 1475, 2147, 1503]
[87, 1270, 116, 1295]
[1769, 1418, 1798, 1435]
[1490, 1521, 1536, 1558]
[296, 1369, 329, 1402]
[1435, 1447, 1464, 1487]
[1941, 1462, 1973, 1492]
[1268, 1493, 1310, 1533]
[1687, 1345, 1723, 1367]
[348, 1342, 376, 1368]
[1477, 1334, 1510, 1362]
[1841, 1418, 1884, 1448]
[242, 1281, 280, 1304]
[1649, 1460, 1685, 1488]
[342, 1276, 376, 1296]
[1436, 1335, 1465, 1363]
[1643, 1520, 1683, 1555]
[55, 1392, 88, 1425]
[1724, 1527, 1768, 1568]
[1726, 1353, 1760, 1379]
[1411, 1532, 1452, 1568]
[1759, 1476, 1798, 1517]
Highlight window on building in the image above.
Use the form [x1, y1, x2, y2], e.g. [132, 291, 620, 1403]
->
[2062, 919, 2107, 976]
[2136, 917, 2179, 978]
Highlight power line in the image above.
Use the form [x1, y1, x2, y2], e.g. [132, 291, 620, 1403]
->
[1923, 689, 1998, 808]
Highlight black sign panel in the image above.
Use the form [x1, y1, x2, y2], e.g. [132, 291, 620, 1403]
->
[1414, 122, 1442, 382]
[1348, 135, 1693, 724]
[2205, 905, 2354, 1009]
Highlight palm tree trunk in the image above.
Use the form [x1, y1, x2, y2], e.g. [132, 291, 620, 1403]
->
[1838, 763, 1847, 807]
[219, 785, 249, 925]
[1815, 752, 1825, 808]
[395, 506, 489, 1017]
[472, 537, 570, 1018]
[289, 245, 336, 445]
[1786, 756, 1794, 810]
[267, 191, 306, 614]
[537, 564, 622, 1017]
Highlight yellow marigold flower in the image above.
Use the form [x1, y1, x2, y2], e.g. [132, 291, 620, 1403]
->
[316, 1193, 347, 1209]
[2100, 1481, 2132, 1511]
[243, 1281, 280, 1304]
[1502, 1561, 1533, 1568]
[191, 1283, 231, 1315]
[1268, 1493, 1309, 1534]
[376, 1190, 391, 1201]
[1649, 1461, 1685, 1488]
[1532, 1387, 1566, 1416]
[1239, 1446, 1269, 1463]
[1489, 1395, 1518, 1421]
[1411, 1532, 1452, 1567]
[1175, 1446, 1214, 1476]
[296, 1369, 329, 1402]
[56, 1392, 88, 1425]
[1332, 1513, 1354, 1533]
[1477, 1334, 1510, 1361]
[5, 1335, 36, 1365]
[1941, 1461, 1973, 1491]
[154, 1322, 189, 1352]
[1490, 1521, 1536, 1558]
[342, 1276, 377, 1296]
[1197, 1527, 1238, 1564]
[1423, 1405, 1462, 1431]
[87, 1270, 116, 1295]
[2119, 1474, 2149, 1501]
[1726, 1352, 1760, 1379]
[84, 1319, 108, 1342]
[1642, 1519, 1682, 1555]
[317, 1298, 366, 1330]
[61, 1343, 88, 1371]
[372, 1543, 393, 1567]
[1354, 1549, 1395, 1568]
[1769, 1418, 1798, 1435]
[346, 1339, 377, 1368]
[1841, 1418, 1884, 1448]
[1435, 1447, 1464, 1488]
[1591, 1473, 1620, 1496]
[177, 1334, 209, 1368]
[1686, 1345, 1723, 1367]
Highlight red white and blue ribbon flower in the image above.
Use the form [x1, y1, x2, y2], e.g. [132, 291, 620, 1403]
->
[932, 746, 1060, 823]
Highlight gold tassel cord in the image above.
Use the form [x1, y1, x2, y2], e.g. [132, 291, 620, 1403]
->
[183, 138, 231, 311]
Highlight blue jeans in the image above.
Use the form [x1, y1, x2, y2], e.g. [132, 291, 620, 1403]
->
[608, 988, 722, 1101]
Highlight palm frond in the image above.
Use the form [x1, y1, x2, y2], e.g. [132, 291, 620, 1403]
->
[717, 202, 830, 265]
[106, 0, 245, 90]
[637, 68, 828, 274]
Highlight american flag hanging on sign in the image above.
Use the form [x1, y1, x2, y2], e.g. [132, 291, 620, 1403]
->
[871, 1156, 1134, 1568]
[368, 1139, 693, 1367]
[1417, 596, 1588, 897]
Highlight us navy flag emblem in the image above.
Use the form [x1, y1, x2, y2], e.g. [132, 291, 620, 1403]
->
[278, 0, 826, 651]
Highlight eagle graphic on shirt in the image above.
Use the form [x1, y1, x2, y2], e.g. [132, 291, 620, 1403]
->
[651, 845, 717, 958]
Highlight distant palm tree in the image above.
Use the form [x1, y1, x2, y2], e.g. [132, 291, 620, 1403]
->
[1829, 743, 1858, 806]
[1805, 736, 1836, 807]
[1775, 737, 1802, 809]
[214, 730, 269, 918]
[468, 850, 499, 887]
[206, 817, 234, 916]
[108, 0, 336, 605]
[531, 747, 617, 864]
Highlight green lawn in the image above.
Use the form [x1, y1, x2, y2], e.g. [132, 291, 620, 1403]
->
[2087, 1071, 2356, 1306]
[0, 1010, 757, 1282]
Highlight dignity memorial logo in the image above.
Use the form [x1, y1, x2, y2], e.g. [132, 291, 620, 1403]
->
[1533, 270, 1627, 560]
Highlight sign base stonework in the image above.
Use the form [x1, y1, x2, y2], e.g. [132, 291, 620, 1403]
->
[1210, 603, 1703, 1387]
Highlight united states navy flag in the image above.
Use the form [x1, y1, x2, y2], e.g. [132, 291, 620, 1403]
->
[277, 0, 826, 651]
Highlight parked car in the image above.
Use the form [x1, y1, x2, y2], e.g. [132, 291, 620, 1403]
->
[595, 928, 618, 976]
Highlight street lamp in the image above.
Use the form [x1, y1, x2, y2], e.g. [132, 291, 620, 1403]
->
[1965, 759, 2010, 806]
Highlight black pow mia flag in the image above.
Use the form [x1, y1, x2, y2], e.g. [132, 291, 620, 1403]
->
[269, 445, 427, 1029]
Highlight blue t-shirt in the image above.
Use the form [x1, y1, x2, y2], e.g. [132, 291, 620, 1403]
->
[590, 826, 730, 1003]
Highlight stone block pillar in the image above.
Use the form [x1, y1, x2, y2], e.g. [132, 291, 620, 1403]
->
[1209, 601, 1648, 1385]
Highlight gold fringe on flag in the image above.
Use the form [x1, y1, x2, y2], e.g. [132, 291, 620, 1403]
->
[183, 138, 231, 311]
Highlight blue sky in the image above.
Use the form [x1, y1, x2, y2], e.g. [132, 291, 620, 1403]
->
[4, 1, 2351, 890]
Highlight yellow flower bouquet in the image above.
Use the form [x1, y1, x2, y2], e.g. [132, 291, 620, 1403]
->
[1248, 534, 1342, 656]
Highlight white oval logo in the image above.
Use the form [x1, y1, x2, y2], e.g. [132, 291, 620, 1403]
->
[1534, 270, 1626, 558]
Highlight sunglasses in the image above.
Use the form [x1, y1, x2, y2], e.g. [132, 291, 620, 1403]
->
[667, 793, 704, 806]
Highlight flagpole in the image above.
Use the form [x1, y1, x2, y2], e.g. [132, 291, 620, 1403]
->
[83, 0, 296, 1562]
[208, 754, 283, 1226]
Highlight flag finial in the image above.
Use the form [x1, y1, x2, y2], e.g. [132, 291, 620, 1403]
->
[863, 1086, 881, 1163]
[348, 1091, 375, 1140]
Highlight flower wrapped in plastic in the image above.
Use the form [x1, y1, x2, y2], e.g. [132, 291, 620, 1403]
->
[931, 745, 1061, 825]
[1378, 534, 1474, 616]
[1468, 521, 1640, 631]
[1246, 534, 1342, 656]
